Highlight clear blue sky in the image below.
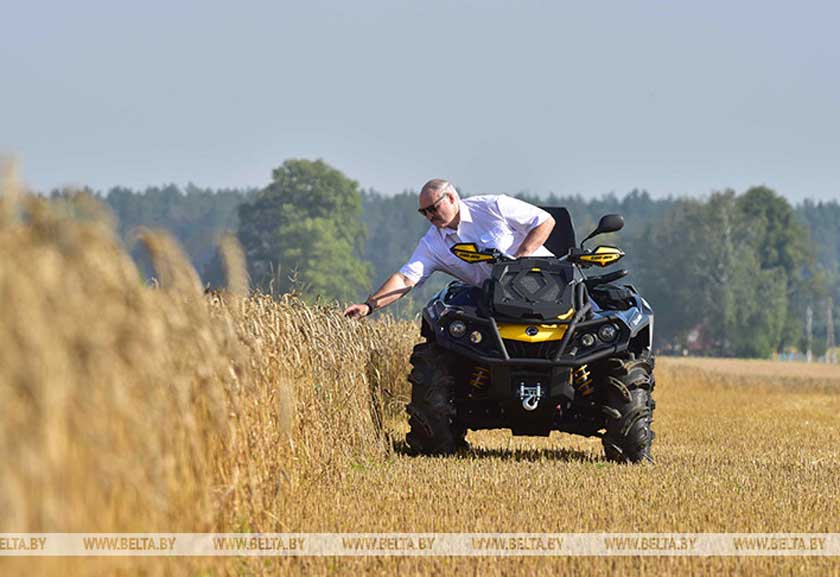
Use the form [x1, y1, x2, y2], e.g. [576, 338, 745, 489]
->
[2, 0, 838, 201]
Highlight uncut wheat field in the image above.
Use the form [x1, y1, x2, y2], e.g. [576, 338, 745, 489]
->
[1, 167, 838, 577]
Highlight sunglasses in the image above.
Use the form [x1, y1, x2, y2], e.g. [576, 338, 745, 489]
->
[417, 193, 449, 216]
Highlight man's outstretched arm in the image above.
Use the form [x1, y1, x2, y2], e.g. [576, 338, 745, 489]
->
[343, 272, 416, 319]
[513, 216, 555, 258]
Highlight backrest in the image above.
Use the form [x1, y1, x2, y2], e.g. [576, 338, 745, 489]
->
[539, 206, 576, 256]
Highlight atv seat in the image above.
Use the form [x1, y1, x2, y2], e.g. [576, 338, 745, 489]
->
[539, 206, 576, 256]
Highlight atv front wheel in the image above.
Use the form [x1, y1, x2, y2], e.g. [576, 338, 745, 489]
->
[601, 351, 656, 463]
[405, 342, 464, 455]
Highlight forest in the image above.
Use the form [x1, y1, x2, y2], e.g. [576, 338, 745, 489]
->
[52, 159, 840, 358]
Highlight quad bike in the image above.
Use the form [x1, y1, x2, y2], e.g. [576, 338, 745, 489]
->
[405, 209, 656, 463]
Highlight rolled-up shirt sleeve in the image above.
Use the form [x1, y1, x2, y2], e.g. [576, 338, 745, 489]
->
[496, 195, 551, 234]
[399, 237, 439, 287]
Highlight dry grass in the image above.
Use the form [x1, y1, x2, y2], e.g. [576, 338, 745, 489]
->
[661, 355, 840, 392]
[256, 356, 840, 576]
[0, 163, 416, 574]
[1, 165, 839, 576]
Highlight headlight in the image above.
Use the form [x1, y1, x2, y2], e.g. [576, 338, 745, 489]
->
[580, 333, 596, 347]
[448, 320, 467, 338]
[469, 330, 483, 344]
[598, 323, 619, 342]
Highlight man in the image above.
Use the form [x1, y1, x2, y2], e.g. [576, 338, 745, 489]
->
[344, 178, 555, 319]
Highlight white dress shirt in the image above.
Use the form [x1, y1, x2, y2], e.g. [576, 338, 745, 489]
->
[399, 195, 553, 287]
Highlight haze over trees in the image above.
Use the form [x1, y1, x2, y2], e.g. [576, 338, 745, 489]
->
[236, 159, 370, 300]
[76, 159, 839, 359]
[628, 188, 815, 358]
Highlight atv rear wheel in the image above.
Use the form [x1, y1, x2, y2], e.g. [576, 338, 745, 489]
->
[601, 351, 656, 463]
[405, 342, 464, 455]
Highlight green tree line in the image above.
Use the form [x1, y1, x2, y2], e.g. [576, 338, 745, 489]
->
[70, 159, 840, 358]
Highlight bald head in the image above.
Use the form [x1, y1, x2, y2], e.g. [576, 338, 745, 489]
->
[418, 178, 460, 229]
[419, 178, 457, 203]
[420, 178, 452, 195]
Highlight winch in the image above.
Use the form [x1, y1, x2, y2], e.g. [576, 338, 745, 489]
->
[518, 382, 543, 411]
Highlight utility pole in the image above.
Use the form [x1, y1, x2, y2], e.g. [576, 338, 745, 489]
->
[806, 305, 813, 362]
[827, 298, 836, 364]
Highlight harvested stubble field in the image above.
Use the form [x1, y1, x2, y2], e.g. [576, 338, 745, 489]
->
[1, 167, 838, 576]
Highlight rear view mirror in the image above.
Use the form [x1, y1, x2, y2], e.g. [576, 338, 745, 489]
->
[581, 214, 624, 247]
[595, 214, 624, 234]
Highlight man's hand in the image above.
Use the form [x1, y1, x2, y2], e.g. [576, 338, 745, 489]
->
[343, 272, 416, 320]
[513, 216, 555, 258]
[343, 302, 372, 319]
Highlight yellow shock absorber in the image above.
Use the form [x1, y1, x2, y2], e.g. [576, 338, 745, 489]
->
[469, 366, 490, 391]
[574, 364, 594, 397]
